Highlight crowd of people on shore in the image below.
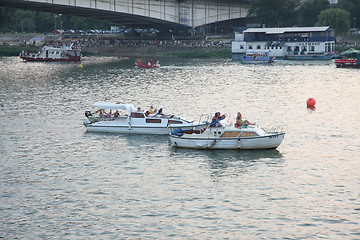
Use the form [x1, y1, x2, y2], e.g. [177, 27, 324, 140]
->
[79, 38, 231, 48]
[1, 34, 231, 49]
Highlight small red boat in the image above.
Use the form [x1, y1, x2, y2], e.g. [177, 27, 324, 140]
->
[335, 58, 360, 68]
[135, 59, 160, 68]
[335, 52, 360, 68]
[20, 44, 82, 62]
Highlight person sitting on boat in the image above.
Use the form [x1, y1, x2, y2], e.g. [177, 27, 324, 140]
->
[210, 112, 225, 127]
[114, 110, 120, 117]
[234, 112, 255, 128]
[149, 105, 156, 114]
[137, 107, 142, 112]
[150, 59, 153, 66]
[155, 108, 164, 116]
[96, 109, 106, 117]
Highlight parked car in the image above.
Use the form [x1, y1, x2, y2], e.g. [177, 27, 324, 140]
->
[53, 29, 64, 34]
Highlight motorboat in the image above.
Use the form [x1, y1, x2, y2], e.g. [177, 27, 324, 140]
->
[20, 44, 81, 62]
[83, 102, 207, 134]
[169, 118, 284, 150]
[135, 60, 160, 68]
[335, 52, 360, 68]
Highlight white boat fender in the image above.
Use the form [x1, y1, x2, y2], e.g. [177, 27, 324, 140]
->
[237, 139, 242, 149]
[128, 116, 132, 130]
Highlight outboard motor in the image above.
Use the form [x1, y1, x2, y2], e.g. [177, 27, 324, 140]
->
[85, 111, 92, 117]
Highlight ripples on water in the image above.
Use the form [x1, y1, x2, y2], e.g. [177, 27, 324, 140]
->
[0, 56, 359, 239]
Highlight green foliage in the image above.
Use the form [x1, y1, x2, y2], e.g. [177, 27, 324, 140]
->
[0, 7, 17, 31]
[247, 0, 300, 27]
[0, 7, 111, 33]
[298, 0, 329, 27]
[338, 0, 360, 28]
[0, 45, 41, 56]
[316, 8, 350, 36]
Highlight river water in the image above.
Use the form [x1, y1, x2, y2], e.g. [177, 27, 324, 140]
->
[0, 56, 359, 239]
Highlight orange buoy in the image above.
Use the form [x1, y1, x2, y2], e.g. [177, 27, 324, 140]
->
[307, 98, 316, 107]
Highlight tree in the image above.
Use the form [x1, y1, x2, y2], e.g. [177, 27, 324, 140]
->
[0, 7, 17, 32]
[316, 8, 350, 36]
[19, 18, 35, 33]
[246, 0, 300, 27]
[298, 0, 329, 27]
[337, 0, 360, 29]
[34, 12, 55, 33]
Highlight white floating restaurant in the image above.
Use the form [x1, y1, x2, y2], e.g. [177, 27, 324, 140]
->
[232, 26, 336, 60]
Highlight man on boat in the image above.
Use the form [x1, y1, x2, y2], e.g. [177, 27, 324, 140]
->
[210, 112, 225, 127]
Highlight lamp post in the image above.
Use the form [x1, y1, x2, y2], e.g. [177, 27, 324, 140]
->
[354, 17, 357, 29]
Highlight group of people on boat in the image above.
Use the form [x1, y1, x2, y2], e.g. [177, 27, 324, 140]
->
[210, 111, 255, 128]
[96, 109, 123, 118]
[135, 59, 159, 68]
[95, 106, 254, 128]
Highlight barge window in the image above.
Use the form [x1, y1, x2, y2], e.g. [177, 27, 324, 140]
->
[146, 119, 161, 123]
[257, 45, 261, 49]
[168, 120, 183, 124]
[131, 112, 145, 118]
[248, 45, 253, 49]
[240, 45, 244, 49]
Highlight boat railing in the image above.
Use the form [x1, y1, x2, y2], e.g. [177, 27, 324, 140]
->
[197, 113, 212, 125]
[266, 126, 285, 133]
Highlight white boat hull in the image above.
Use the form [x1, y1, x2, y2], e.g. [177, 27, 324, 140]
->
[83, 119, 207, 135]
[169, 126, 284, 150]
[170, 135, 284, 149]
[85, 121, 172, 135]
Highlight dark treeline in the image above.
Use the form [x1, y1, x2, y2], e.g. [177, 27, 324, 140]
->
[0, 7, 111, 33]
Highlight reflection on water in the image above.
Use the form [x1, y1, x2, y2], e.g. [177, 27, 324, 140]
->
[1, 56, 360, 239]
[170, 147, 284, 179]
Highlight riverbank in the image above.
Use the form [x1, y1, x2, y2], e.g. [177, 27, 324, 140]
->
[0, 44, 231, 58]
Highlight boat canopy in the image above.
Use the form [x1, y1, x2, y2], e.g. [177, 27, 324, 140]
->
[92, 102, 136, 112]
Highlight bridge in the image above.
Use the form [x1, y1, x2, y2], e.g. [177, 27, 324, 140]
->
[0, 0, 250, 29]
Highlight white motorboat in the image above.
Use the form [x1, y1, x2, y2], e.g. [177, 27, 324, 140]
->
[20, 44, 81, 62]
[83, 102, 207, 134]
[169, 119, 284, 150]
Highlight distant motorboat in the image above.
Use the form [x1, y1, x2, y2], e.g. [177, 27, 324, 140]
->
[83, 102, 207, 135]
[335, 52, 360, 68]
[135, 60, 160, 68]
[20, 44, 82, 62]
[169, 118, 284, 150]
[241, 50, 275, 64]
